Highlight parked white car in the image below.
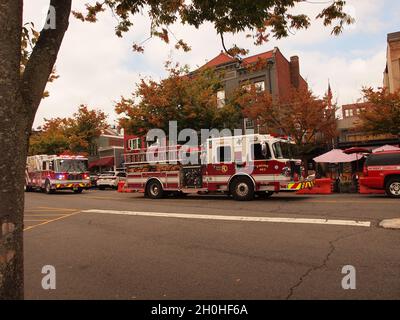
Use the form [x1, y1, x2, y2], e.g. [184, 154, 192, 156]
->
[97, 171, 126, 190]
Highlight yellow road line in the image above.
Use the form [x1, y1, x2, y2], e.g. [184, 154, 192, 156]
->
[24, 213, 69, 216]
[24, 210, 81, 232]
[81, 195, 117, 200]
[36, 206, 78, 211]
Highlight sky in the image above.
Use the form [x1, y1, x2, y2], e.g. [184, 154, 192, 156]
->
[24, 0, 400, 128]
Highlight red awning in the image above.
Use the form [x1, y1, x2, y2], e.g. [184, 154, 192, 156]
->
[89, 157, 114, 169]
[343, 147, 371, 154]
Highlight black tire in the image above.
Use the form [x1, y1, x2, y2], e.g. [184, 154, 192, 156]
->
[172, 191, 187, 198]
[44, 180, 55, 194]
[73, 188, 83, 194]
[385, 177, 400, 198]
[230, 176, 254, 201]
[24, 184, 33, 192]
[256, 191, 274, 199]
[146, 179, 164, 199]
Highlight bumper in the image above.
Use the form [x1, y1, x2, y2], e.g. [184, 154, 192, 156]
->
[97, 180, 118, 187]
[51, 180, 91, 190]
[283, 180, 315, 191]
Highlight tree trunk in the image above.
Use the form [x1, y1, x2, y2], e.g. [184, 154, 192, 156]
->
[0, 0, 72, 299]
[0, 0, 25, 300]
[0, 102, 29, 300]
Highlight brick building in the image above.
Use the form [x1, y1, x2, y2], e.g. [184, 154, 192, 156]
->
[383, 31, 400, 93]
[199, 47, 307, 104]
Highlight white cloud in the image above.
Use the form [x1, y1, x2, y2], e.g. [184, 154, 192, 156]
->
[23, 0, 396, 128]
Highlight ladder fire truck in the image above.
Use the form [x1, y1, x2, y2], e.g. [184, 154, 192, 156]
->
[123, 134, 314, 201]
[25, 154, 91, 194]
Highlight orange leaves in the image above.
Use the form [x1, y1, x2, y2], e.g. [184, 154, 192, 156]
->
[235, 87, 337, 153]
[115, 63, 242, 135]
[357, 87, 400, 136]
[29, 105, 109, 155]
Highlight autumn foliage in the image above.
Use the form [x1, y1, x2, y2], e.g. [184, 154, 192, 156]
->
[115, 63, 242, 135]
[357, 87, 400, 137]
[236, 87, 337, 154]
[29, 105, 109, 155]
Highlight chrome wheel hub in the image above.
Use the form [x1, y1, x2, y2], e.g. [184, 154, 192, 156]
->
[236, 182, 249, 197]
[150, 184, 159, 196]
[389, 182, 400, 195]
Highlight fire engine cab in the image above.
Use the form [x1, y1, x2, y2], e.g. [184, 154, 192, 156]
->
[25, 154, 91, 194]
[123, 134, 314, 201]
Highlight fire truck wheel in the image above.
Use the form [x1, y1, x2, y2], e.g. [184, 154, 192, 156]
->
[385, 177, 400, 198]
[146, 180, 164, 199]
[230, 177, 254, 201]
[44, 180, 55, 194]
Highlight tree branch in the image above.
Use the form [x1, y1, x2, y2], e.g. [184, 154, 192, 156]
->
[21, 0, 72, 122]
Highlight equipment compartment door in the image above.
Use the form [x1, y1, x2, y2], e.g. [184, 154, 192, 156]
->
[180, 166, 203, 188]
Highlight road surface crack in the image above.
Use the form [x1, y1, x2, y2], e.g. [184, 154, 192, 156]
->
[285, 228, 371, 300]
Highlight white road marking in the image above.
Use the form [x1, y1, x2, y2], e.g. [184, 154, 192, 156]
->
[81, 209, 371, 227]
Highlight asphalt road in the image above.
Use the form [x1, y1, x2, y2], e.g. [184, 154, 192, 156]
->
[24, 189, 400, 300]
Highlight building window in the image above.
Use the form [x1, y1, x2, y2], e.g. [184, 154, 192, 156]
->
[348, 109, 353, 117]
[255, 81, 265, 92]
[128, 138, 141, 150]
[217, 90, 225, 108]
[344, 109, 349, 117]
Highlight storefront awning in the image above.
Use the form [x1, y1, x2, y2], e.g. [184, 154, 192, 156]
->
[89, 156, 114, 169]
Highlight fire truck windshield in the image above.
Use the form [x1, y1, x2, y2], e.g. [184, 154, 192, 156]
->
[272, 142, 293, 159]
[57, 159, 88, 172]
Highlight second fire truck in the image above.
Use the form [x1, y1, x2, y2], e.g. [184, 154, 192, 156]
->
[25, 154, 91, 194]
[123, 134, 314, 201]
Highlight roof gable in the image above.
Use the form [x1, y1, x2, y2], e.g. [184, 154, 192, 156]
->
[201, 50, 274, 69]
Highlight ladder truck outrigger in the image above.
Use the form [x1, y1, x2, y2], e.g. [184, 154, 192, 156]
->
[25, 154, 91, 194]
[122, 134, 315, 201]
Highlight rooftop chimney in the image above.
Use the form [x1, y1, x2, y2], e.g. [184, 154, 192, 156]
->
[290, 56, 300, 89]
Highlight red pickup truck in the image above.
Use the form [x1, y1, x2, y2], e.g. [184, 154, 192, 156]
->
[359, 150, 400, 198]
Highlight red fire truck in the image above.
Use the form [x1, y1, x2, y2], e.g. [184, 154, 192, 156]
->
[123, 134, 314, 201]
[25, 154, 91, 194]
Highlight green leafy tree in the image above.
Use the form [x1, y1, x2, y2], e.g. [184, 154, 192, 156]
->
[1, 0, 352, 299]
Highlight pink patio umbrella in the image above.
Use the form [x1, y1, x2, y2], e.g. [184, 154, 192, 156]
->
[313, 149, 361, 163]
[372, 144, 400, 153]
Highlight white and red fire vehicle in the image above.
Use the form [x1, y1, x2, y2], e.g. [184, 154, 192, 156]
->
[25, 154, 91, 194]
[123, 134, 314, 201]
